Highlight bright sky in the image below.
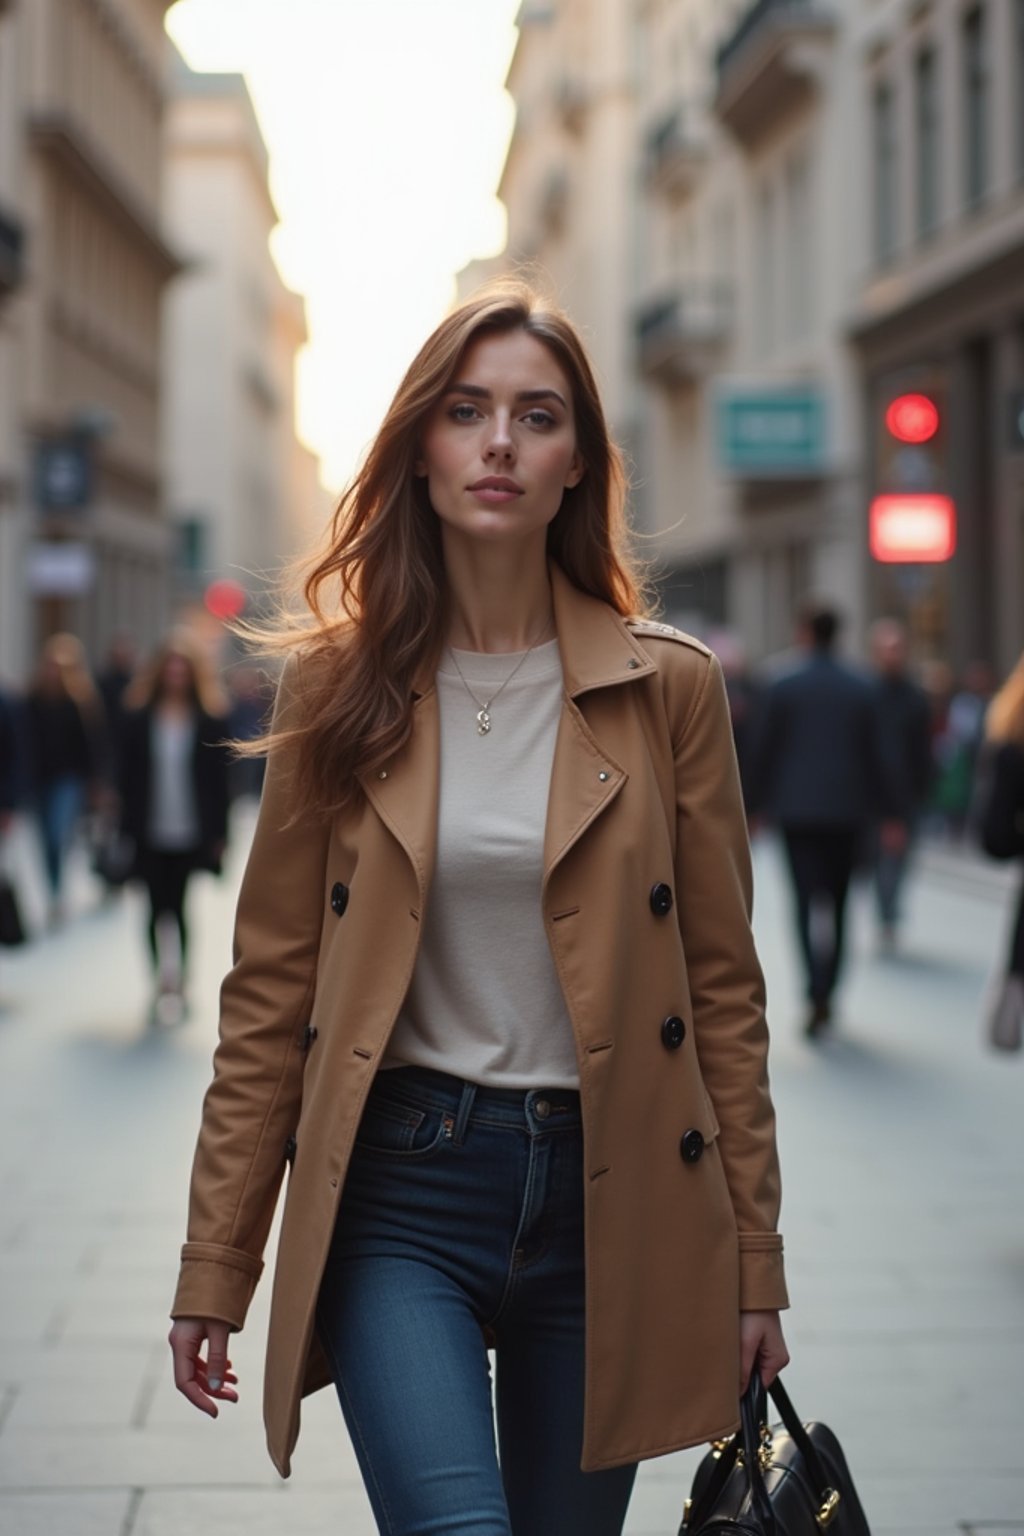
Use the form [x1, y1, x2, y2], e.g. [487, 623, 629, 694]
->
[165, 0, 520, 494]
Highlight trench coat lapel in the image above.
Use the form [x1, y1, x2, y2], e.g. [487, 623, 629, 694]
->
[543, 564, 655, 880]
[355, 565, 657, 896]
[356, 685, 440, 906]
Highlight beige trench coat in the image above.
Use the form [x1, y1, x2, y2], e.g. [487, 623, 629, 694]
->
[171, 562, 788, 1477]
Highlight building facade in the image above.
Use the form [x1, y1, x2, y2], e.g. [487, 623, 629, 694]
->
[485, 0, 1024, 673]
[0, 0, 182, 683]
[162, 61, 327, 617]
[850, 0, 1024, 675]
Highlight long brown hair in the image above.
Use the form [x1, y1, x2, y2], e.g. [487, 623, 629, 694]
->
[986, 653, 1024, 747]
[125, 628, 228, 718]
[256, 279, 648, 817]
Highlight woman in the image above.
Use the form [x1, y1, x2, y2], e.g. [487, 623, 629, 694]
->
[120, 632, 230, 1014]
[168, 283, 790, 1535]
[25, 633, 103, 926]
[977, 653, 1024, 1049]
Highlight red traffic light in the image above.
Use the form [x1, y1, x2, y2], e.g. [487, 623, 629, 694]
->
[203, 578, 247, 620]
[885, 393, 939, 444]
[869, 494, 956, 563]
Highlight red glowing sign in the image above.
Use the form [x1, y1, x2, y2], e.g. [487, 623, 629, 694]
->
[869, 495, 956, 563]
[203, 578, 247, 620]
[884, 393, 939, 444]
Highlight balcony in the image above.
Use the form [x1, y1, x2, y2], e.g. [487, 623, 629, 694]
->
[715, 0, 836, 148]
[644, 106, 707, 201]
[635, 286, 732, 386]
[0, 205, 25, 300]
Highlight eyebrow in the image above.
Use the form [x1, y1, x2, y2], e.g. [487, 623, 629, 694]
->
[445, 382, 568, 409]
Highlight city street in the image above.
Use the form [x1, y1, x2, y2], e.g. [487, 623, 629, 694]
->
[0, 811, 1021, 1536]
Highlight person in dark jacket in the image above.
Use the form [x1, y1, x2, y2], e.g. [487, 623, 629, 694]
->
[977, 653, 1024, 1049]
[25, 634, 104, 925]
[0, 688, 20, 826]
[119, 630, 230, 1018]
[868, 619, 933, 949]
[749, 604, 892, 1036]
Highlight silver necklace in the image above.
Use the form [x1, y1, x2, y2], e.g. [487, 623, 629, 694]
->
[447, 617, 554, 736]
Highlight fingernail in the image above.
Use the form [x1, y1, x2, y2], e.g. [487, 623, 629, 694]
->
[209, 1376, 221, 1391]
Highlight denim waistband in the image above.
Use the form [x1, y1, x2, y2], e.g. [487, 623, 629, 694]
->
[372, 1064, 582, 1134]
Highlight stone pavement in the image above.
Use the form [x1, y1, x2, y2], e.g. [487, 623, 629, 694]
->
[0, 809, 1021, 1536]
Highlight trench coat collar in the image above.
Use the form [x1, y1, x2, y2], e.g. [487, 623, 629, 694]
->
[410, 560, 656, 700]
[366, 562, 656, 895]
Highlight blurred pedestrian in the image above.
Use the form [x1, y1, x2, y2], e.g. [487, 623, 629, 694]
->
[168, 282, 789, 1535]
[96, 633, 137, 775]
[25, 634, 104, 927]
[0, 686, 19, 827]
[0, 686, 27, 952]
[92, 633, 139, 895]
[931, 660, 994, 837]
[225, 664, 270, 801]
[749, 603, 891, 1036]
[975, 653, 1024, 1050]
[119, 631, 230, 1018]
[868, 619, 932, 950]
[710, 628, 762, 814]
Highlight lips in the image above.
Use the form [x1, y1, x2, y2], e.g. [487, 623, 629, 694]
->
[467, 476, 523, 502]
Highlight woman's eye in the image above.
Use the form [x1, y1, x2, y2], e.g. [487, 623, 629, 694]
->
[449, 403, 480, 422]
[523, 410, 555, 428]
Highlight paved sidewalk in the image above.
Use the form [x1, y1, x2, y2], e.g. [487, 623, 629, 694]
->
[0, 812, 1021, 1535]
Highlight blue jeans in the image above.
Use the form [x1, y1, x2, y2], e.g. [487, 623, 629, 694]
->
[316, 1065, 638, 1536]
[34, 776, 85, 897]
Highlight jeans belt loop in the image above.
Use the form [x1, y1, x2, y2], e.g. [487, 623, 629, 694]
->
[451, 1080, 477, 1147]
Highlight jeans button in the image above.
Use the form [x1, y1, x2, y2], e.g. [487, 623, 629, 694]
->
[534, 1098, 551, 1120]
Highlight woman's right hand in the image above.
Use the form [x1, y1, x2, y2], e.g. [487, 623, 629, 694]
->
[168, 1317, 239, 1417]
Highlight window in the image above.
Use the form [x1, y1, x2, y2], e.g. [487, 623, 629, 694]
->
[963, 6, 988, 207]
[915, 46, 940, 236]
[873, 80, 898, 263]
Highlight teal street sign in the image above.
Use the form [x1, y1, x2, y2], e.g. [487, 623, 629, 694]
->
[716, 389, 827, 476]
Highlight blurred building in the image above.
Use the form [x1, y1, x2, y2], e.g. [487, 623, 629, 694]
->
[483, 0, 1024, 673]
[850, 0, 1024, 675]
[162, 60, 329, 618]
[0, 0, 182, 684]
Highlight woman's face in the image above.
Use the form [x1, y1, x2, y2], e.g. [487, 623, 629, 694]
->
[416, 328, 584, 554]
[160, 653, 193, 697]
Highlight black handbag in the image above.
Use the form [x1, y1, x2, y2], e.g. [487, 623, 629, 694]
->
[680, 1373, 870, 1535]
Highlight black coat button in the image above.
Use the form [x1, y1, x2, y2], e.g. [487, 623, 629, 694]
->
[661, 1015, 686, 1050]
[302, 1025, 318, 1051]
[650, 882, 674, 917]
[330, 881, 349, 917]
[284, 1135, 297, 1164]
[680, 1129, 705, 1164]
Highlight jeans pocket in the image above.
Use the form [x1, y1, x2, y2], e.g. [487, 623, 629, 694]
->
[354, 1094, 452, 1158]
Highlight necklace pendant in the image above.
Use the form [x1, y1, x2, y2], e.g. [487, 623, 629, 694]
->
[476, 708, 492, 736]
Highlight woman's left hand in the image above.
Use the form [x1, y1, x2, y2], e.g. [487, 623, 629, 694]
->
[739, 1309, 790, 1392]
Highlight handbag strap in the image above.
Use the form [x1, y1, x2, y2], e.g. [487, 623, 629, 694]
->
[684, 1373, 840, 1534]
[684, 1374, 776, 1534]
[765, 1374, 836, 1504]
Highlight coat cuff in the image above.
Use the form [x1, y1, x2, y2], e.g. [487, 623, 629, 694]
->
[738, 1232, 789, 1311]
[170, 1242, 265, 1331]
